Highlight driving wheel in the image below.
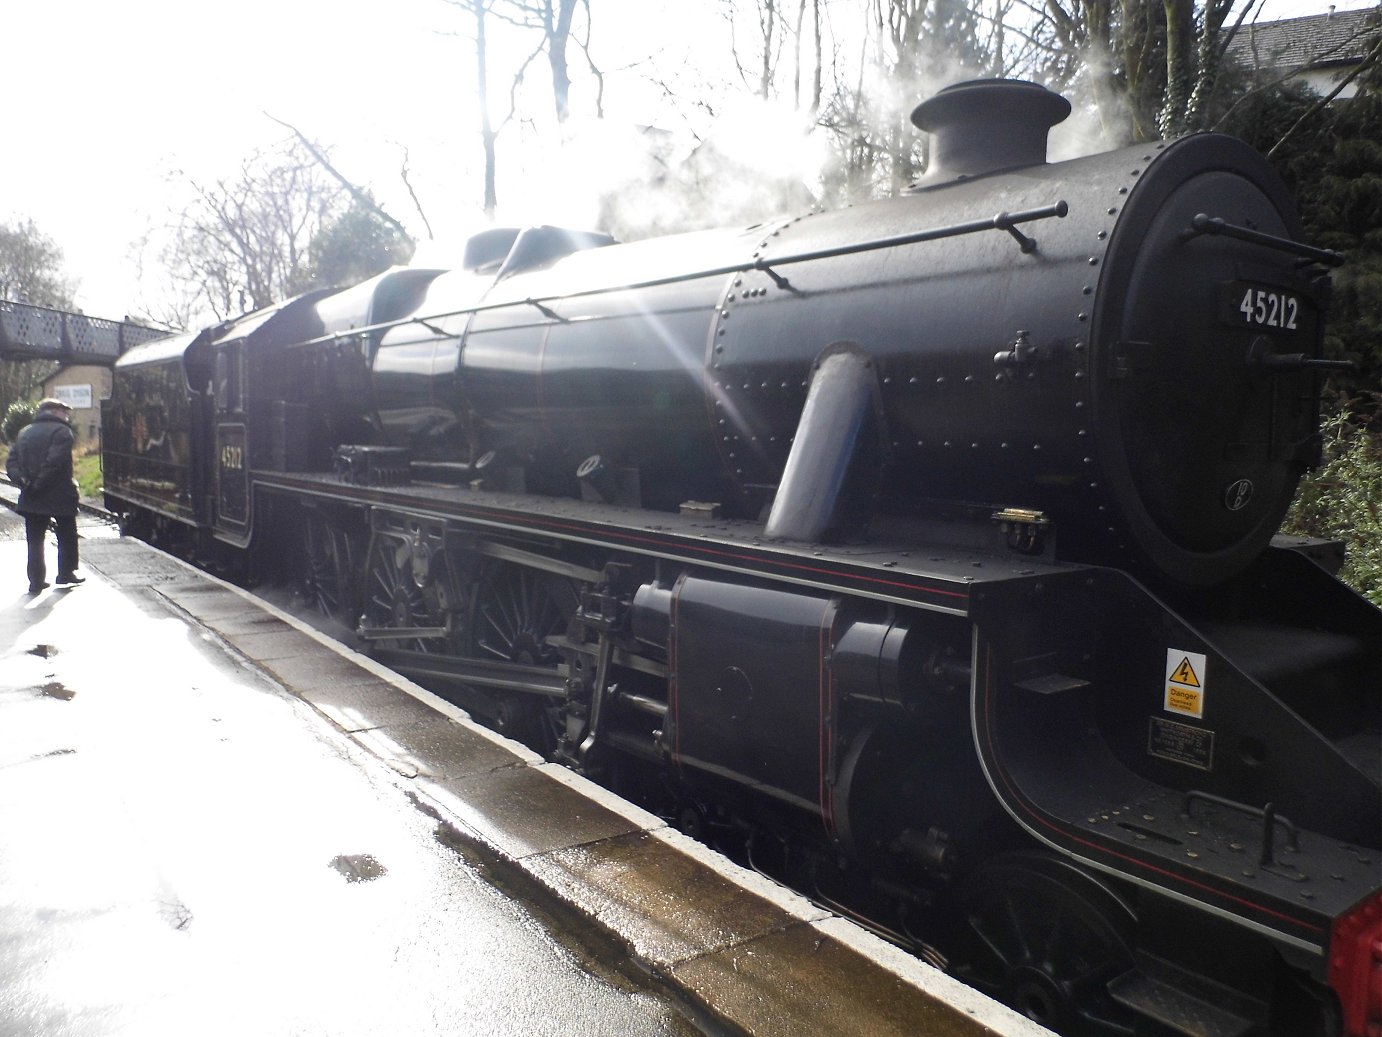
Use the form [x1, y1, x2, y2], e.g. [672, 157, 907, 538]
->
[950, 852, 1139, 1036]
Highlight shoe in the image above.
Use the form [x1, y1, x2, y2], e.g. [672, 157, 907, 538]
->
[27, 582, 49, 595]
[55, 573, 85, 586]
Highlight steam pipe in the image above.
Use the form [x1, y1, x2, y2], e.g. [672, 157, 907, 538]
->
[765, 345, 882, 543]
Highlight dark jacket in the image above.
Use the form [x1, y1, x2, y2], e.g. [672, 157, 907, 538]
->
[7, 411, 79, 517]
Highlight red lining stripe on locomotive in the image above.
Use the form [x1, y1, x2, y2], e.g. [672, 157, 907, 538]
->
[819, 602, 839, 839]
[669, 582, 682, 769]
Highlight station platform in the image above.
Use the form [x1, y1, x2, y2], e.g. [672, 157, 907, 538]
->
[0, 502, 1047, 1036]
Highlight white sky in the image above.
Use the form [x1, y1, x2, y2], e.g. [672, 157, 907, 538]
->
[1, 0, 1372, 321]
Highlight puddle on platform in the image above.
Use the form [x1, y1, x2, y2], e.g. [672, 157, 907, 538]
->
[330, 853, 387, 883]
[39, 682, 75, 701]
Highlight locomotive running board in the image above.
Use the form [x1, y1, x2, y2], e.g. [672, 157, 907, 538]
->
[253, 469, 1052, 618]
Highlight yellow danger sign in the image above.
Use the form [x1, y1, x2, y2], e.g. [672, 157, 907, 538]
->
[1168, 656, 1201, 688]
[1165, 649, 1207, 719]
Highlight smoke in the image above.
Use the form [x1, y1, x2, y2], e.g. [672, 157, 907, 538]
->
[1048, 88, 1124, 163]
[589, 101, 826, 241]
[418, 102, 831, 245]
[1047, 45, 1136, 161]
[402, 48, 1128, 262]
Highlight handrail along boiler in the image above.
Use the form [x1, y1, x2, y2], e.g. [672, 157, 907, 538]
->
[102, 80, 1381, 1037]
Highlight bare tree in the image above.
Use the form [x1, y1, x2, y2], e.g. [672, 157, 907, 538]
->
[442, 0, 598, 216]
[804, 0, 825, 116]
[1034, 0, 1294, 143]
[158, 140, 346, 321]
[0, 219, 73, 308]
[814, 0, 1005, 203]
[476, 0, 501, 216]
[726, 0, 822, 108]
[264, 114, 420, 246]
[482, 0, 600, 124]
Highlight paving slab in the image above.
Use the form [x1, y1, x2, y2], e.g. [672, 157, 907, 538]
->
[206, 611, 298, 636]
[217, 625, 320, 661]
[669, 919, 996, 1037]
[249, 649, 392, 694]
[290, 675, 443, 732]
[352, 716, 529, 780]
[524, 828, 829, 967]
[420, 764, 648, 860]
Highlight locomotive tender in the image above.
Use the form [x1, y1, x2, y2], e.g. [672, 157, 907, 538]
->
[103, 81, 1380, 1036]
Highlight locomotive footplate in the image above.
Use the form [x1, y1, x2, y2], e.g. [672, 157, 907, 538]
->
[1035, 780, 1378, 951]
[970, 559, 1381, 960]
[253, 469, 1064, 617]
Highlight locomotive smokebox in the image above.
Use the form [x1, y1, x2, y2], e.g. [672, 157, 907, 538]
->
[910, 79, 1071, 186]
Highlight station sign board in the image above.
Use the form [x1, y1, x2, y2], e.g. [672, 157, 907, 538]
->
[53, 384, 94, 410]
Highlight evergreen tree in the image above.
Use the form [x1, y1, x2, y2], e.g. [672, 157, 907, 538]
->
[305, 197, 417, 289]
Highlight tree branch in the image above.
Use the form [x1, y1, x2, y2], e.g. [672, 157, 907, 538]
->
[397, 146, 435, 241]
[1270, 33, 1382, 158]
[263, 113, 415, 246]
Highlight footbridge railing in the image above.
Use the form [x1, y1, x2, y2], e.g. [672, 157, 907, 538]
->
[0, 301, 166, 364]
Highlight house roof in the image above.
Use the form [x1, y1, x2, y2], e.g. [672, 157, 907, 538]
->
[1227, 6, 1381, 73]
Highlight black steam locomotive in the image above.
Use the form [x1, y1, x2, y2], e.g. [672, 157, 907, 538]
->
[103, 81, 1379, 1036]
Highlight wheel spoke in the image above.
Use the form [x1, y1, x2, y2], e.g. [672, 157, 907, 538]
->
[300, 516, 356, 621]
[1039, 896, 1068, 970]
[358, 533, 442, 651]
[1000, 888, 1033, 965]
[965, 915, 1016, 974]
[466, 562, 580, 753]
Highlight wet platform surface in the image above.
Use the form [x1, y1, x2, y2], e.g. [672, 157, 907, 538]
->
[0, 498, 1049, 1037]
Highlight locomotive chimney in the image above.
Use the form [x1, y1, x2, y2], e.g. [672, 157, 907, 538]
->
[909, 79, 1071, 188]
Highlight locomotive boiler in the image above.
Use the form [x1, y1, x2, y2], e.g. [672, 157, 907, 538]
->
[103, 80, 1381, 1037]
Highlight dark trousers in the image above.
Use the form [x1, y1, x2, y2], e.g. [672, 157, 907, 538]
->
[24, 514, 78, 588]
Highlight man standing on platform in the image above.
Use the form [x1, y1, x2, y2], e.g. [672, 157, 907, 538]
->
[6, 398, 85, 594]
